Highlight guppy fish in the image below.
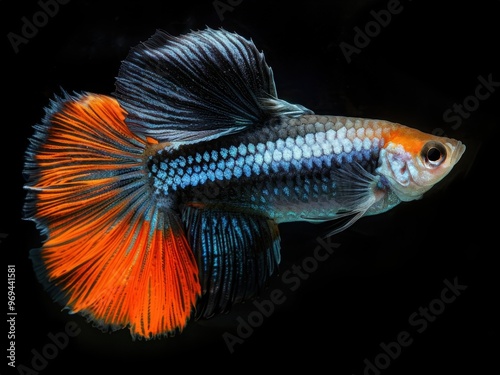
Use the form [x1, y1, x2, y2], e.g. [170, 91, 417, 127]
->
[24, 28, 465, 340]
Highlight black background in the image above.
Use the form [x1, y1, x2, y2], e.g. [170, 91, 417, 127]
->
[2, 0, 499, 374]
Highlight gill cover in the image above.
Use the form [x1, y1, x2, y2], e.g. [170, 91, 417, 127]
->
[376, 126, 466, 201]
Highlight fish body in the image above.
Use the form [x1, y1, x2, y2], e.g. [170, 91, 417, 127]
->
[23, 28, 465, 339]
[149, 112, 463, 225]
[151, 115, 395, 223]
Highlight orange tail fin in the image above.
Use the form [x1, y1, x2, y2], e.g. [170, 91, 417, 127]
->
[24, 92, 200, 339]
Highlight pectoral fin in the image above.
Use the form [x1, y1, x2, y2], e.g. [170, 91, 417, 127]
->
[302, 162, 381, 236]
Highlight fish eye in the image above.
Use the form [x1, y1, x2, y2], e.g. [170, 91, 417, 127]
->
[421, 141, 446, 168]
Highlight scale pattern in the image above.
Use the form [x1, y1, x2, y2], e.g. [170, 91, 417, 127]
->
[147, 115, 394, 221]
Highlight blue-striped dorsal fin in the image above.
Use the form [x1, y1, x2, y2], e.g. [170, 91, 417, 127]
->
[114, 27, 311, 143]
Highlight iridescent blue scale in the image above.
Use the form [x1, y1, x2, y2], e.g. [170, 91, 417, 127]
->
[24, 28, 465, 338]
[147, 115, 384, 223]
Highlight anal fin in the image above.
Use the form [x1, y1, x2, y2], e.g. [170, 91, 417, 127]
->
[181, 205, 281, 319]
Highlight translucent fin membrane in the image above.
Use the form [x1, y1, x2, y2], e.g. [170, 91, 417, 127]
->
[24, 93, 200, 339]
[182, 204, 281, 318]
[115, 28, 310, 143]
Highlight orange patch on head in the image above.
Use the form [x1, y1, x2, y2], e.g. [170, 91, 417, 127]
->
[385, 126, 430, 155]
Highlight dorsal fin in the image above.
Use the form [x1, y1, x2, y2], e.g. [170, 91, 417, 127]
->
[114, 28, 311, 143]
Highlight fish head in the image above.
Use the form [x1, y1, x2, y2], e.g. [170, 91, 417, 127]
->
[376, 125, 466, 202]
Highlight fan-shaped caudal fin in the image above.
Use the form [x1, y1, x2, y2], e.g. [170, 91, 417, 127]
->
[24, 92, 200, 339]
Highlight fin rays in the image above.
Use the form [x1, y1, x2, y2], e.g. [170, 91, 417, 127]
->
[24, 93, 200, 339]
[25, 28, 305, 340]
[182, 205, 281, 319]
[115, 28, 311, 143]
